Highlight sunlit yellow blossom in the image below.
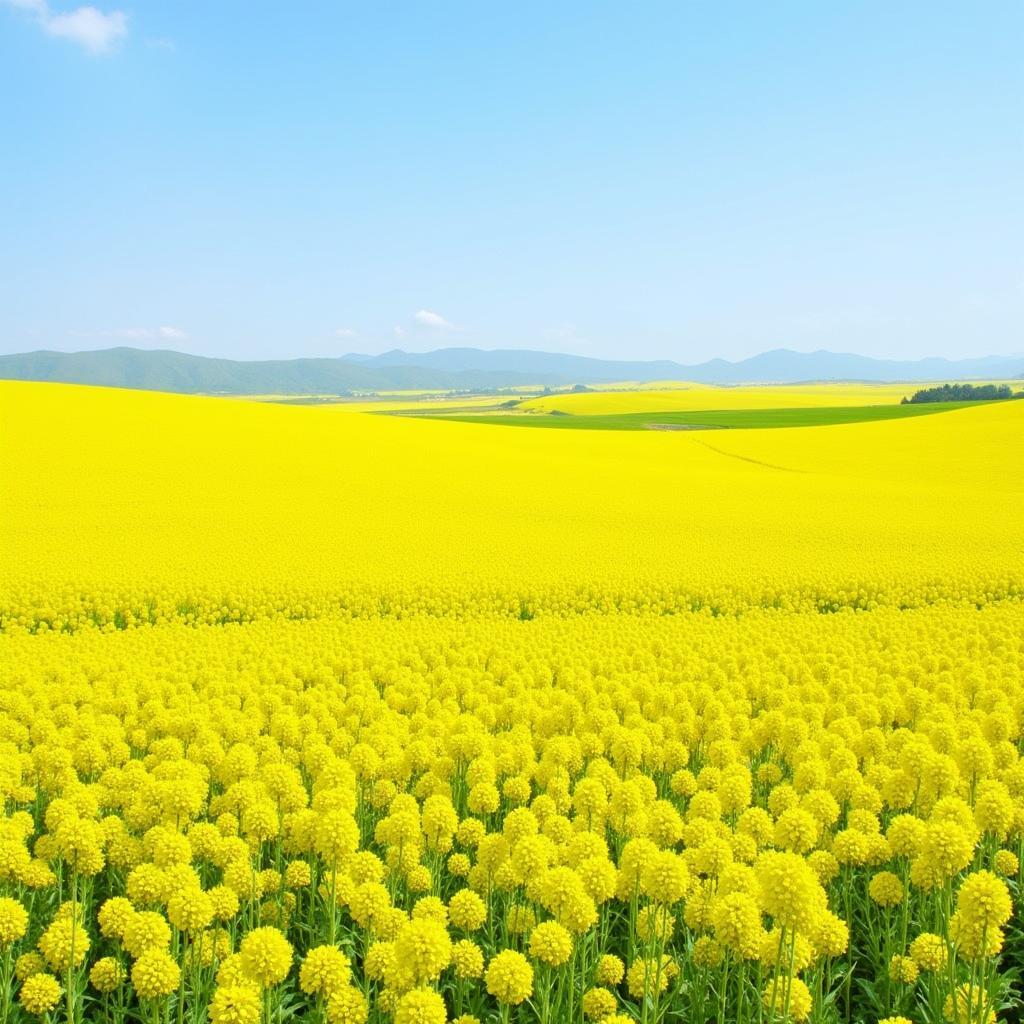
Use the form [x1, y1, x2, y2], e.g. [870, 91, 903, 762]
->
[89, 957, 125, 993]
[209, 984, 262, 1024]
[132, 951, 181, 999]
[888, 955, 918, 984]
[19, 973, 62, 1016]
[529, 920, 573, 967]
[909, 932, 948, 972]
[626, 955, 676, 997]
[448, 889, 486, 932]
[582, 986, 618, 1020]
[754, 852, 825, 932]
[392, 918, 451, 988]
[299, 946, 351, 998]
[0, 897, 28, 947]
[238, 927, 292, 987]
[595, 954, 625, 986]
[37, 915, 89, 972]
[486, 949, 533, 1005]
[762, 976, 812, 1021]
[325, 984, 368, 1024]
[451, 939, 484, 979]
[394, 986, 447, 1024]
[15, 953, 47, 981]
[868, 871, 905, 908]
[993, 849, 1018, 877]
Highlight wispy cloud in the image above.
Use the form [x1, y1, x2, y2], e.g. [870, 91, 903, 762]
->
[413, 309, 453, 329]
[334, 327, 356, 339]
[86, 326, 188, 341]
[393, 326, 407, 339]
[3, 1, 127, 54]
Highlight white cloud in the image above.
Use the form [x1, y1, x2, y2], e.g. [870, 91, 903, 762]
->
[86, 326, 188, 342]
[44, 6, 126, 51]
[413, 309, 453, 329]
[334, 327, 356, 339]
[3, 1, 127, 54]
[393, 326, 407, 339]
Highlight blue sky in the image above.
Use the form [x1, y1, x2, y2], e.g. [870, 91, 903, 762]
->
[1, 2, 1021, 362]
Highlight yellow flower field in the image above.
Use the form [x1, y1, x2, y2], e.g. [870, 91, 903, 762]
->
[2, 382, 1021, 629]
[1, 380, 1023, 1024]
[517, 382, 1024, 415]
[238, 395, 517, 413]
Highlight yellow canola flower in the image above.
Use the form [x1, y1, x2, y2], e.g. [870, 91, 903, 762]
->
[0, 897, 28, 947]
[451, 939, 484, 979]
[394, 987, 447, 1024]
[528, 920, 573, 967]
[888, 955, 919, 984]
[486, 949, 533, 1005]
[754, 851, 826, 933]
[167, 888, 214, 933]
[238, 927, 293, 988]
[123, 912, 171, 958]
[89, 957, 125, 993]
[710, 892, 762, 958]
[626, 955, 677, 998]
[582, 987, 618, 1020]
[596, 954, 625, 986]
[868, 871, 905, 908]
[299, 946, 351, 998]
[19, 973, 62, 1016]
[209, 984, 262, 1024]
[132, 951, 181, 999]
[954, 870, 1012, 932]
[325, 985, 368, 1024]
[762, 976, 813, 1022]
[37, 915, 89, 972]
[15, 953, 47, 982]
[392, 918, 452, 988]
[447, 889, 487, 932]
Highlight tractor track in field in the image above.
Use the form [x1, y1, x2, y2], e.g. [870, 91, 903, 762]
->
[691, 438, 808, 474]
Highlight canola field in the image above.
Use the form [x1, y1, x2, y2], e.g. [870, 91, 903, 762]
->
[516, 382, 1024, 415]
[1, 380, 1023, 1024]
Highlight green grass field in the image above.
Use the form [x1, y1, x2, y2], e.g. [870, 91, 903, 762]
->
[414, 401, 986, 431]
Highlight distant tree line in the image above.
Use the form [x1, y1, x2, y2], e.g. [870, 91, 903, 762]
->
[902, 382, 1024, 404]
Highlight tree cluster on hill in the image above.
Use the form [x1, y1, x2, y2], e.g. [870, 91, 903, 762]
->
[902, 382, 1023, 404]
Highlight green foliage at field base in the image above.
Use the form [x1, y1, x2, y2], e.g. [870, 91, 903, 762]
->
[902, 382, 1023, 404]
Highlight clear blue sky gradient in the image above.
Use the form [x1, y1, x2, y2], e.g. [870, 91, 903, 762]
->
[1, 2, 1021, 361]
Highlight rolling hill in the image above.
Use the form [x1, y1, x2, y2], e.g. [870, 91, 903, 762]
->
[0, 345, 1020, 394]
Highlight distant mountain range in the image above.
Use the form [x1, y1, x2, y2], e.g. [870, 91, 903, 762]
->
[1, 345, 1021, 394]
[0, 347, 538, 394]
[343, 347, 1024, 385]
